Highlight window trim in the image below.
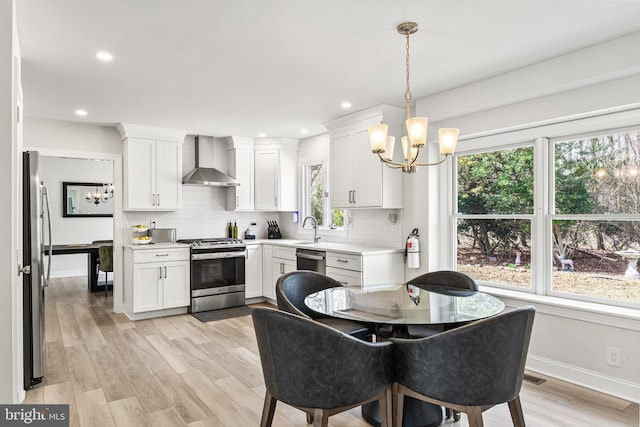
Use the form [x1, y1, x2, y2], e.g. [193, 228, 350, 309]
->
[445, 108, 640, 310]
[299, 160, 346, 236]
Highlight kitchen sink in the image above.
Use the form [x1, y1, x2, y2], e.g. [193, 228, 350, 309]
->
[296, 241, 320, 245]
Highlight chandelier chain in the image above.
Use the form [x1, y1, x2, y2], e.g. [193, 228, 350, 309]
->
[405, 31, 412, 103]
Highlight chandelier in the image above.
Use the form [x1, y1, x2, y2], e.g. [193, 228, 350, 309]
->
[86, 183, 114, 205]
[368, 22, 459, 173]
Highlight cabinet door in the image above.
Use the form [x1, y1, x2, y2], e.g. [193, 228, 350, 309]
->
[353, 128, 383, 207]
[262, 245, 274, 299]
[133, 262, 163, 312]
[245, 245, 263, 298]
[162, 260, 190, 308]
[155, 141, 182, 210]
[254, 150, 278, 210]
[270, 258, 297, 298]
[278, 149, 298, 211]
[235, 149, 254, 210]
[330, 131, 355, 208]
[125, 138, 156, 210]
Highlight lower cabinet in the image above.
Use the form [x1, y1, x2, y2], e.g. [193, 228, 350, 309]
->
[125, 246, 190, 319]
[261, 245, 296, 300]
[245, 244, 263, 299]
[326, 250, 403, 289]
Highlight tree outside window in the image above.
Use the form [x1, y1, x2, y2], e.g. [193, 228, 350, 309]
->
[304, 161, 344, 229]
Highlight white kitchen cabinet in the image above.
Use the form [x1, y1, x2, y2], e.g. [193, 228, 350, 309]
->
[124, 246, 190, 319]
[326, 105, 404, 209]
[326, 250, 404, 289]
[245, 244, 263, 298]
[225, 137, 254, 211]
[117, 123, 186, 211]
[262, 245, 296, 300]
[254, 139, 299, 211]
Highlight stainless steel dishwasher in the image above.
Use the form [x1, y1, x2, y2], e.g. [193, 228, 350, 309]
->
[296, 248, 326, 274]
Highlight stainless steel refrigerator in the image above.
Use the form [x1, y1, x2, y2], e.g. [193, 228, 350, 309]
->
[22, 151, 52, 389]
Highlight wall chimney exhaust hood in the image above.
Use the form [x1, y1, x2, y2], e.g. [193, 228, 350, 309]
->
[182, 135, 239, 187]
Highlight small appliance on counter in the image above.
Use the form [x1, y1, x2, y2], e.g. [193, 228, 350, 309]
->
[267, 220, 281, 239]
[245, 220, 257, 240]
[149, 228, 176, 243]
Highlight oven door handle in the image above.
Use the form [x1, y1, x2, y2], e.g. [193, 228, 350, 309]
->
[192, 251, 246, 260]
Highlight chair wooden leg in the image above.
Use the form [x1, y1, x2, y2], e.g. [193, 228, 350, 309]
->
[508, 396, 525, 427]
[445, 407, 452, 419]
[312, 409, 328, 427]
[306, 412, 313, 424]
[466, 406, 484, 427]
[393, 384, 405, 427]
[260, 391, 277, 427]
[379, 387, 392, 427]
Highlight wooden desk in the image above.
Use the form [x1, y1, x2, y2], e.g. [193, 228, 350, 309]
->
[46, 244, 109, 292]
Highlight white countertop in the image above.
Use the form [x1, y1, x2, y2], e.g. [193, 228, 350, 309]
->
[125, 242, 191, 250]
[245, 239, 403, 255]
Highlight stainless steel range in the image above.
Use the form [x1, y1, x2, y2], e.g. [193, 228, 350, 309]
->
[177, 238, 246, 312]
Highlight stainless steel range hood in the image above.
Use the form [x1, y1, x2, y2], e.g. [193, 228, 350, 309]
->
[182, 135, 239, 187]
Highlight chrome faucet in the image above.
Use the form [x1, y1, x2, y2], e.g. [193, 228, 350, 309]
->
[302, 216, 321, 243]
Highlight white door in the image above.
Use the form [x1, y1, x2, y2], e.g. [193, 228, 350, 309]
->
[353, 129, 383, 207]
[162, 261, 190, 308]
[155, 141, 182, 210]
[235, 149, 254, 210]
[133, 262, 163, 312]
[330, 131, 354, 208]
[126, 138, 155, 209]
[255, 150, 278, 210]
[245, 245, 263, 298]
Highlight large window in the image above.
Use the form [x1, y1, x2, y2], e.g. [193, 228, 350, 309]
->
[302, 161, 344, 229]
[454, 129, 640, 308]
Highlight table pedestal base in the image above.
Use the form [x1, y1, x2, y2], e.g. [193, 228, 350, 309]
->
[362, 397, 442, 427]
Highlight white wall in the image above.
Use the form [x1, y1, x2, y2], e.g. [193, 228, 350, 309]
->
[414, 32, 640, 402]
[279, 133, 404, 249]
[3, 0, 22, 404]
[39, 157, 114, 277]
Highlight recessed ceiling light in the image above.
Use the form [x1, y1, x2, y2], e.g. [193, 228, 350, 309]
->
[258, 133, 266, 137]
[301, 129, 309, 134]
[75, 109, 88, 117]
[341, 102, 352, 109]
[96, 51, 113, 62]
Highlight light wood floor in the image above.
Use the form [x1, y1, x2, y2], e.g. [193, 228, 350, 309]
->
[24, 276, 639, 427]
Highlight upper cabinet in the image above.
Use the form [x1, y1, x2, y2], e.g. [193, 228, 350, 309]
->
[117, 123, 187, 211]
[225, 136, 255, 211]
[325, 105, 404, 209]
[254, 139, 299, 211]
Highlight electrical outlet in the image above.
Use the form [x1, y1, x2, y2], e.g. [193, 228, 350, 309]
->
[606, 346, 621, 367]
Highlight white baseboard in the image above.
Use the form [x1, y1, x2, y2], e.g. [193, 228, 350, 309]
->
[527, 354, 640, 403]
[50, 270, 85, 278]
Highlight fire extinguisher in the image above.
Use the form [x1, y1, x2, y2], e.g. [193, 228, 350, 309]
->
[406, 228, 420, 269]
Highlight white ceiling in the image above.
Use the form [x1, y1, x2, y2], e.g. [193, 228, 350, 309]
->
[15, 1, 640, 139]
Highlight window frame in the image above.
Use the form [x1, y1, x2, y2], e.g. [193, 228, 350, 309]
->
[447, 111, 640, 310]
[300, 159, 345, 234]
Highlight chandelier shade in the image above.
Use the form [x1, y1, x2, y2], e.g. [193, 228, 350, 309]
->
[368, 21, 459, 173]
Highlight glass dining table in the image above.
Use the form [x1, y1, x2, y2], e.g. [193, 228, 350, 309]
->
[304, 284, 505, 427]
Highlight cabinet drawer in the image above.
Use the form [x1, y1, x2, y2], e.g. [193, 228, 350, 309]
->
[273, 246, 296, 261]
[326, 267, 362, 287]
[327, 252, 362, 271]
[133, 248, 189, 263]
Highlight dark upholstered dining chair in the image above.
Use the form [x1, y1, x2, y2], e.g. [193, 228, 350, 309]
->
[92, 240, 113, 298]
[275, 270, 372, 340]
[251, 307, 394, 427]
[390, 305, 536, 427]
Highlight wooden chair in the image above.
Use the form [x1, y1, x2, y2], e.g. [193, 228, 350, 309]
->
[251, 307, 394, 427]
[275, 270, 372, 340]
[390, 305, 536, 427]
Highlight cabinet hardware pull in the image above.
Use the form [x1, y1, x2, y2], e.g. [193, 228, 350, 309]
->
[159, 266, 162, 279]
[338, 281, 348, 285]
[348, 190, 353, 203]
[337, 259, 348, 263]
[352, 190, 356, 203]
[236, 196, 240, 207]
[164, 266, 167, 278]
[274, 196, 278, 207]
[280, 263, 284, 274]
[156, 253, 170, 257]
[157, 193, 160, 206]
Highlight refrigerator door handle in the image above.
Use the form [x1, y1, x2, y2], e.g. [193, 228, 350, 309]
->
[42, 184, 52, 287]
